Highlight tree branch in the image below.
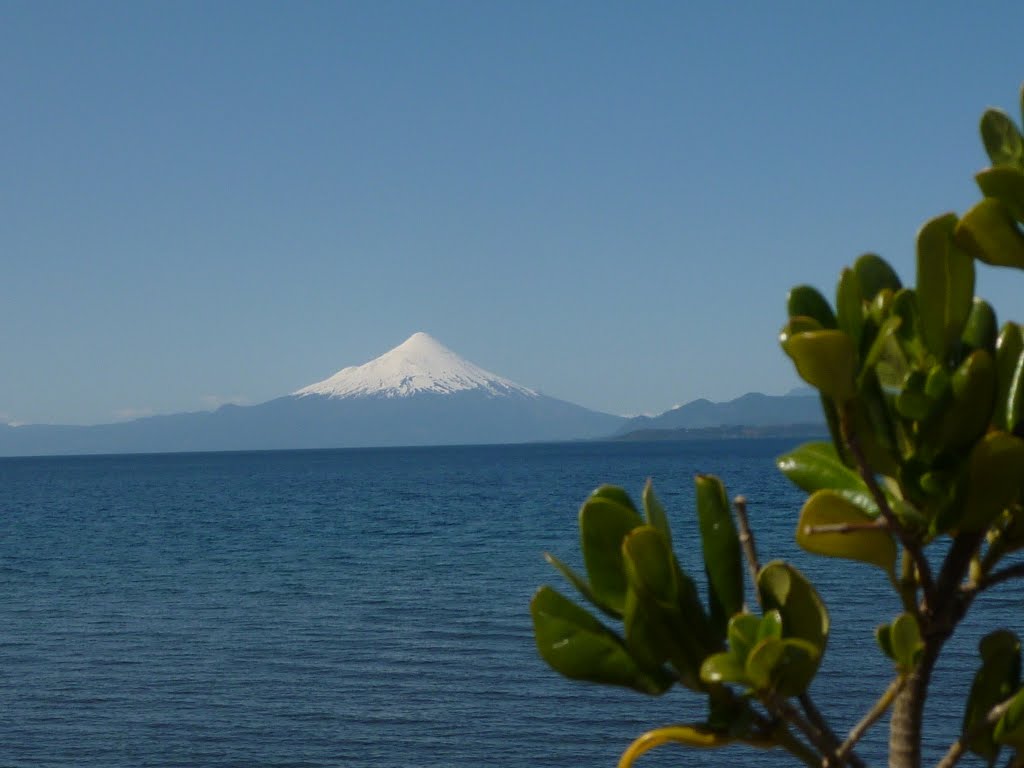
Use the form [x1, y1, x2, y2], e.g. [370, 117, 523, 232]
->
[976, 562, 1024, 593]
[935, 692, 1017, 768]
[804, 520, 889, 535]
[836, 675, 905, 762]
[799, 692, 866, 768]
[840, 407, 935, 608]
[733, 495, 762, 607]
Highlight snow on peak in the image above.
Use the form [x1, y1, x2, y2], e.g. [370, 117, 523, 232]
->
[294, 332, 538, 400]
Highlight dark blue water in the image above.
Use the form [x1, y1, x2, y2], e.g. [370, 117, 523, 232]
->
[1, 440, 1018, 767]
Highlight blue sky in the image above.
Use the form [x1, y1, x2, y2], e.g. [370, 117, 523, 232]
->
[3, 2, 1024, 425]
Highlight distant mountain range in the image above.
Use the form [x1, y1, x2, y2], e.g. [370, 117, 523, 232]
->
[613, 390, 824, 437]
[0, 334, 826, 457]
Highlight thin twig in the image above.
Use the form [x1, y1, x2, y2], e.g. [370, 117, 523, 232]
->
[766, 695, 841, 766]
[804, 521, 889, 535]
[936, 692, 1017, 768]
[840, 408, 935, 608]
[733, 495, 761, 607]
[798, 693, 866, 768]
[976, 562, 1024, 593]
[835, 675, 905, 762]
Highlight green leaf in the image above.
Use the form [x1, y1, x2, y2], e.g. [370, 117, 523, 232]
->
[995, 323, 1024, 432]
[757, 610, 783, 641]
[890, 613, 924, 670]
[965, 630, 1021, 761]
[995, 687, 1024, 749]
[622, 526, 713, 690]
[956, 198, 1024, 270]
[781, 329, 858, 402]
[699, 652, 748, 686]
[977, 166, 1024, 222]
[777, 441, 875, 513]
[916, 212, 975, 361]
[622, 526, 677, 603]
[962, 298, 998, 354]
[942, 349, 997, 452]
[530, 586, 673, 695]
[980, 108, 1024, 167]
[795, 490, 896, 574]
[727, 613, 762, 664]
[589, 484, 638, 512]
[854, 253, 903, 302]
[543, 552, 621, 619]
[875, 624, 895, 660]
[835, 267, 865, 346]
[579, 495, 643, 615]
[642, 479, 672, 547]
[960, 432, 1024, 533]
[694, 474, 744, 640]
[787, 285, 837, 329]
[757, 561, 829, 656]
[745, 636, 820, 696]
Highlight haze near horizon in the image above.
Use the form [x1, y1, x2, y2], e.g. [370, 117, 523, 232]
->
[3, 2, 1024, 426]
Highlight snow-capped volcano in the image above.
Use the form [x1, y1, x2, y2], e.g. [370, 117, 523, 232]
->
[294, 332, 537, 399]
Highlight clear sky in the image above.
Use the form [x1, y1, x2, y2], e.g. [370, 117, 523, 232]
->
[3, 2, 1024, 425]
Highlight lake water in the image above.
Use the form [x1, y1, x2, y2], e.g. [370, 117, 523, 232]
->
[1, 440, 1017, 767]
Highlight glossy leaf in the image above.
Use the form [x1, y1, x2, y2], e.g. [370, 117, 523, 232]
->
[977, 166, 1024, 222]
[700, 652, 747, 686]
[835, 267, 865, 346]
[964, 630, 1021, 761]
[995, 323, 1024, 432]
[875, 624, 895, 660]
[776, 441, 875, 514]
[641, 479, 672, 548]
[916, 212, 975, 361]
[781, 329, 858, 402]
[980, 108, 1024, 167]
[745, 636, 820, 697]
[757, 561, 829, 656]
[890, 613, 924, 670]
[787, 285, 837, 329]
[943, 350, 997, 452]
[544, 552, 620, 619]
[727, 613, 762, 664]
[618, 724, 734, 768]
[530, 586, 672, 695]
[589, 484, 639, 513]
[962, 298, 998, 353]
[796, 490, 896, 574]
[579, 495, 643, 615]
[622, 525, 677, 603]
[622, 526, 712, 689]
[995, 687, 1024, 749]
[757, 610, 783, 642]
[695, 474, 744, 639]
[854, 253, 902, 302]
[960, 432, 1024, 533]
[956, 198, 1024, 269]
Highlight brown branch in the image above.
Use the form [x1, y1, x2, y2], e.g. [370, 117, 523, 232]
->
[836, 675, 905, 763]
[977, 562, 1024, 593]
[840, 407, 935, 608]
[766, 695, 846, 767]
[935, 692, 1017, 768]
[798, 692, 866, 768]
[803, 520, 889, 535]
[733, 495, 762, 607]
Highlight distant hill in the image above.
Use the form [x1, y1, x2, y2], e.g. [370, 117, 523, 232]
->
[615, 423, 827, 442]
[614, 391, 824, 438]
